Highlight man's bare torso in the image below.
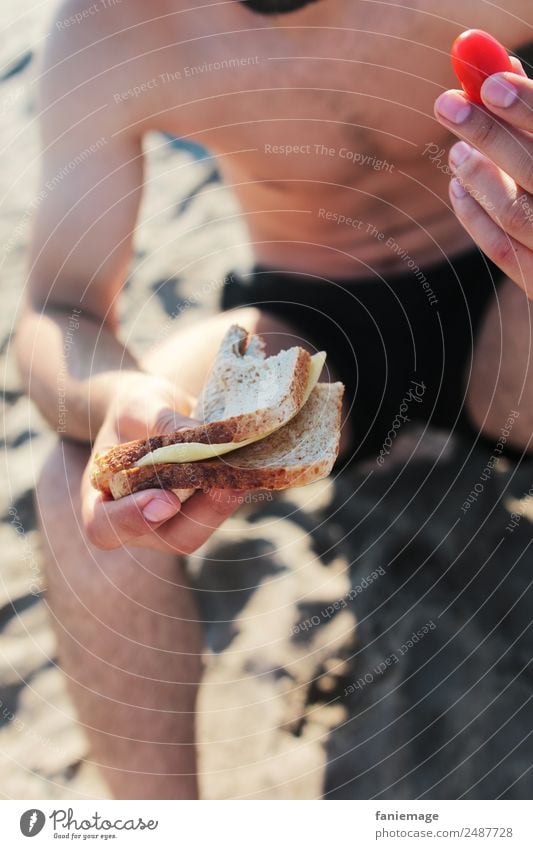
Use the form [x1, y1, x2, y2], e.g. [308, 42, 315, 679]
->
[48, 0, 531, 279]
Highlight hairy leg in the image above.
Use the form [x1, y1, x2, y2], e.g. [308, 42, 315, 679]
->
[36, 308, 298, 800]
[467, 277, 533, 451]
[36, 305, 349, 800]
[37, 441, 202, 799]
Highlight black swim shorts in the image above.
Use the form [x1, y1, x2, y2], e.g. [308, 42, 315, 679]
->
[221, 248, 505, 462]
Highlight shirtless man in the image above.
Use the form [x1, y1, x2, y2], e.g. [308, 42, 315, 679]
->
[15, 0, 533, 798]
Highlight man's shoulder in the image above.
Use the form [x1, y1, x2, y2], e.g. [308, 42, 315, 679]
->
[49, 0, 147, 50]
[40, 0, 214, 136]
[53, 0, 125, 33]
[49, 0, 216, 47]
[38, 0, 160, 137]
[44, 0, 155, 73]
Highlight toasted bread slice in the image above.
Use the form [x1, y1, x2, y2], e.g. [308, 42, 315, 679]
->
[106, 382, 343, 498]
[91, 325, 311, 494]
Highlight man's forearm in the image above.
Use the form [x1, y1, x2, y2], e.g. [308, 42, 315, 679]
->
[16, 302, 140, 442]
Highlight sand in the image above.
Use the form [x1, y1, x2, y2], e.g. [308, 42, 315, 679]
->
[1, 0, 533, 800]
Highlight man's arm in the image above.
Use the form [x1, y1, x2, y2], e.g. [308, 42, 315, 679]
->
[16, 16, 146, 441]
[16, 13, 244, 555]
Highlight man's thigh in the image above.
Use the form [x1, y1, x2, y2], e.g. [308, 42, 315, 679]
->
[141, 307, 312, 397]
[466, 277, 533, 451]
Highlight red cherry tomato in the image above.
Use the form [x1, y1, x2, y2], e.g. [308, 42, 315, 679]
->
[451, 29, 513, 104]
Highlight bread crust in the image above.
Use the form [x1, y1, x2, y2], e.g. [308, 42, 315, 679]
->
[91, 324, 311, 493]
[105, 382, 344, 498]
[108, 457, 335, 499]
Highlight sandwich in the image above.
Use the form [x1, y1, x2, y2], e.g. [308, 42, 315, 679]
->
[91, 325, 344, 499]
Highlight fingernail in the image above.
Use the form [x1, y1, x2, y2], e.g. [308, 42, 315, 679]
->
[450, 177, 468, 199]
[482, 74, 518, 108]
[142, 498, 178, 523]
[435, 91, 472, 124]
[449, 141, 472, 168]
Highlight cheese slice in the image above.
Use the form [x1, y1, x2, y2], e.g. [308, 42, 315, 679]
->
[137, 351, 326, 467]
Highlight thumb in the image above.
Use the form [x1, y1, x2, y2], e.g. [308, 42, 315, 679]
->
[150, 379, 200, 434]
[97, 375, 198, 447]
[153, 403, 200, 436]
[135, 376, 198, 434]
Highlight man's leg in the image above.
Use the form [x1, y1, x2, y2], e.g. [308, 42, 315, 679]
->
[37, 441, 202, 799]
[37, 306, 348, 800]
[467, 277, 533, 450]
[142, 307, 318, 389]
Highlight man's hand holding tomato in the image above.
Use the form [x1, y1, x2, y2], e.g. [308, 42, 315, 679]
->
[435, 32, 533, 299]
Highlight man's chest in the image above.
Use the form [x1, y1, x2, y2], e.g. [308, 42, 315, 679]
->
[139, 0, 528, 178]
[148, 9, 458, 171]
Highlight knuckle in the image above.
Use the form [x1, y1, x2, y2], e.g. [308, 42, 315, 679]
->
[518, 155, 533, 194]
[471, 116, 498, 149]
[154, 406, 188, 434]
[503, 197, 532, 236]
[462, 152, 485, 184]
[490, 234, 516, 266]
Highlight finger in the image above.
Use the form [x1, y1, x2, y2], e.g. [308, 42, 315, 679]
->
[153, 405, 200, 436]
[481, 72, 533, 132]
[509, 57, 528, 79]
[113, 405, 198, 445]
[101, 376, 197, 445]
[448, 177, 533, 297]
[82, 468, 182, 550]
[434, 89, 533, 194]
[94, 401, 199, 456]
[448, 140, 533, 250]
[152, 489, 245, 555]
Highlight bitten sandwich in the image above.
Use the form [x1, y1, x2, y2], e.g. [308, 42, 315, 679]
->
[91, 325, 344, 499]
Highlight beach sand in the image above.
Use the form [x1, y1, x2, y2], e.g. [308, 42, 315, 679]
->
[1, 1, 532, 800]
